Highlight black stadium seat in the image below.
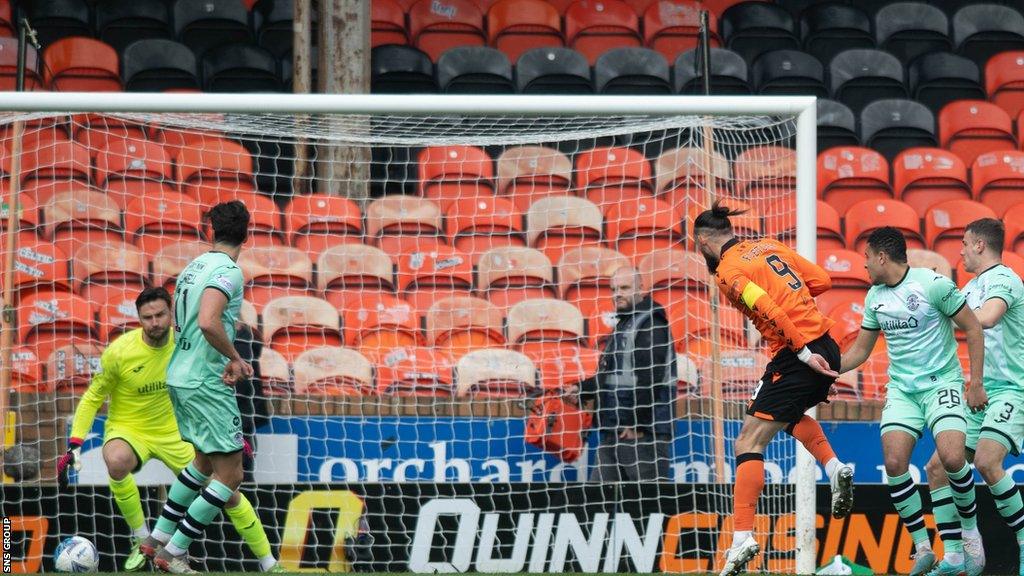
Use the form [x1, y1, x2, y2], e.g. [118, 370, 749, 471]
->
[674, 48, 750, 94]
[174, 0, 252, 57]
[953, 4, 1024, 67]
[121, 39, 200, 92]
[371, 45, 436, 94]
[799, 3, 874, 65]
[751, 49, 825, 97]
[202, 44, 282, 93]
[720, 2, 799, 64]
[817, 99, 859, 151]
[860, 99, 937, 161]
[875, 2, 951, 66]
[909, 52, 986, 114]
[436, 46, 515, 94]
[829, 48, 907, 113]
[96, 0, 173, 53]
[516, 47, 593, 94]
[253, 0, 294, 58]
[595, 47, 671, 95]
[25, 0, 90, 47]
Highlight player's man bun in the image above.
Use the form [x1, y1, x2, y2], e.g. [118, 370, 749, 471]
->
[693, 200, 748, 234]
[208, 200, 250, 247]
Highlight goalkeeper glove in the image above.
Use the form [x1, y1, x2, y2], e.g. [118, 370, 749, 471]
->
[56, 437, 83, 476]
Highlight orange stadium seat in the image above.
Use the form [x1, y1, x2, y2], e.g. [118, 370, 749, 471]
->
[939, 100, 1016, 167]
[1004, 203, 1024, 254]
[237, 245, 314, 310]
[366, 195, 445, 255]
[986, 51, 1024, 118]
[72, 114, 151, 154]
[262, 295, 343, 361]
[892, 147, 971, 216]
[816, 146, 891, 215]
[575, 146, 654, 212]
[372, 0, 409, 47]
[445, 195, 525, 261]
[43, 190, 123, 258]
[0, 193, 39, 237]
[565, 0, 642, 65]
[9, 346, 42, 392]
[0, 38, 42, 91]
[487, 0, 563, 62]
[639, 248, 708, 308]
[666, 297, 747, 359]
[496, 145, 573, 212]
[815, 200, 845, 251]
[339, 293, 421, 355]
[408, 0, 486, 61]
[454, 348, 537, 397]
[532, 346, 600, 391]
[417, 145, 495, 209]
[397, 245, 474, 313]
[375, 346, 455, 396]
[293, 347, 373, 396]
[98, 298, 140, 344]
[19, 290, 97, 362]
[95, 138, 177, 208]
[654, 146, 731, 208]
[475, 245, 556, 309]
[827, 298, 865, 351]
[1, 241, 70, 300]
[644, 1, 716, 63]
[844, 199, 924, 253]
[956, 251, 1024, 288]
[239, 299, 258, 331]
[606, 196, 683, 262]
[526, 195, 603, 264]
[907, 248, 953, 279]
[816, 248, 870, 315]
[698, 347, 771, 400]
[507, 297, 585, 360]
[733, 145, 796, 206]
[125, 193, 205, 256]
[20, 132, 91, 205]
[317, 244, 396, 309]
[46, 342, 103, 393]
[860, 340, 889, 400]
[259, 348, 292, 395]
[286, 194, 363, 259]
[558, 246, 631, 314]
[583, 303, 618, 348]
[43, 37, 121, 91]
[426, 296, 504, 359]
[177, 137, 256, 205]
[925, 199, 997, 266]
[971, 150, 1024, 217]
[159, 129, 227, 163]
[72, 241, 147, 304]
[150, 239, 207, 293]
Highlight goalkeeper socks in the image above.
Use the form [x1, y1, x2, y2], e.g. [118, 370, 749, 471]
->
[169, 480, 234, 551]
[734, 453, 765, 533]
[947, 463, 978, 531]
[888, 471, 929, 545]
[989, 473, 1024, 541]
[786, 416, 839, 473]
[153, 463, 209, 542]
[109, 474, 147, 536]
[224, 492, 277, 571]
[930, 486, 963, 554]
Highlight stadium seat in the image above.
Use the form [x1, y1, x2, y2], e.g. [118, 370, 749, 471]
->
[907, 248, 954, 279]
[239, 299, 258, 332]
[121, 39, 201, 92]
[417, 145, 495, 208]
[507, 297, 585, 359]
[454, 348, 536, 397]
[237, 245, 314, 311]
[892, 148, 971, 216]
[606, 197, 683, 262]
[445, 195, 525, 261]
[582, 303, 618, 348]
[317, 243, 395, 309]
[654, 146, 732, 208]
[253, 0, 294, 57]
[339, 293, 421, 355]
[370, 45, 437, 93]
[526, 195, 604, 266]
[285, 194, 362, 258]
[496, 145, 573, 211]
[409, 0, 486, 61]
[259, 347, 292, 395]
[816, 248, 870, 315]
[46, 342, 103, 393]
[366, 195, 444, 255]
[575, 146, 654, 211]
[475, 246, 556, 310]
[95, 138, 176, 207]
[817, 99, 859, 151]
[875, 2, 952, 65]
[487, 0, 562, 62]
[72, 114, 152, 157]
[515, 47, 593, 94]
[43, 190, 123, 259]
[532, 346, 600, 391]
[20, 135, 91, 205]
[939, 101, 1016, 166]
[859, 341, 889, 400]
[0, 38, 42, 91]
[177, 137, 256, 205]
[909, 52, 986, 115]
[594, 47, 672, 94]
[956, 251, 1024, 288]
[698, 347, 771, 400]
[673, 47, 750, 94]
[719, 2, 798, 63]
[44, 37, 122, 92]
[426, 296, 505, 358]
[799, 3, 873, 64]
[202, 44, 282, 92]
[8, 346, 41, 392]
[396, 245, 474, 313]
[813, 200, 844, 252]
[971, 151, 1024, 217]
[375, 346, 455, 396]
[72, 241, 147, 305]
[987, 51, 1024, 118]
[565, 0, 642, 65]
[558, 246, 632, 312]
[4, 241, 70, 299]
[952, 4, 1024, 68]
[860, 99, 938, 161]
[751, 49, 826, 97]
[173, 0, 251, 57]
[19, 290, 97, 363]
[25, 0, 90, 47]
[816, 146, 892, 216]
[371, 0, 409, 48]
[436, 46, 515, 93]
[293, 347, 374, 396]
[0, 1, 10, 38]
[665, 296, 747, 356]
[1005, 203, 1024, 254]
[96, 0, 172, 52]
[733, 145, 796, 204]
[844, 199, 924, 253]
[826, 297, 865, 352]
[150, 239, 207, 293]
[643, 0, 716, 63]
[261, 295, 343, 361]
[829, 49, 906, 113]
[639, 247, 708, 306]
[925, 199, 998, 266]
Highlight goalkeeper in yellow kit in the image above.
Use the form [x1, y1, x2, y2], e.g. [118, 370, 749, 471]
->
[57, 287, 282, 572]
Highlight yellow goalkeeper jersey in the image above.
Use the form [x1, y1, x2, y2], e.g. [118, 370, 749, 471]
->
[70, 328, 179, 442]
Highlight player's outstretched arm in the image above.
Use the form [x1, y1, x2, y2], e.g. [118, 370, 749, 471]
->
[59, 350, 116, 479]
[952, 305, 987, 412]
[973, 297, 1009, 329]
[197, 287, 253, 385]
[839, 328, 879, 374]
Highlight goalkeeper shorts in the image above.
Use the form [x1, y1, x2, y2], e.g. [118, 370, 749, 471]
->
[168, 383, 245, 455]
[105, 426, 195, 473]
[747, 333, 841, 424]
[966, 388, 1024, 456]
[880, 381, 967, 440]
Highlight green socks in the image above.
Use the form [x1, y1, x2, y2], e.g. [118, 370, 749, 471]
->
[989, 473, 1024, 541]
[153, 463, 209, 541]
[947, 463, 978, 531]
[168, 480, 233, 552]
[889, 472, 930, 545]
[930, 486, 963, 553]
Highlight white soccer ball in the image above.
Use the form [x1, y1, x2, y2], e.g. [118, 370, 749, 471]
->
[53, 536, 99, 573]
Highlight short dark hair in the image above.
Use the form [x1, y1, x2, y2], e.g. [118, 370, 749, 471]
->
[866, 226, 908, 264]
[136, 286, 172, 312]
[965, 218, 1004, 255]
[693, 200, 747, 236]
[208, 200, 250, 247]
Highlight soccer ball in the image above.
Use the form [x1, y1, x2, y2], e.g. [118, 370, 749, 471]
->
[53, 536, 99, 573]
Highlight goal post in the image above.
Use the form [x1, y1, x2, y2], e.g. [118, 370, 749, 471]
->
[0, 92, 819, 573]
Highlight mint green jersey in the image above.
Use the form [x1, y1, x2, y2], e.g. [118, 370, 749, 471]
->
[862, 267, 967, 392]
[167, 251, 244, 390]
[963, 263, 1024, 393]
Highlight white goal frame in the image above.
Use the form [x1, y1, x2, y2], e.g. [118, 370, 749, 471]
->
[0, 92, 819, 574]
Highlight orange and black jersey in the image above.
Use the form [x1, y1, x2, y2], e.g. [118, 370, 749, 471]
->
[714, 237, 835, 356]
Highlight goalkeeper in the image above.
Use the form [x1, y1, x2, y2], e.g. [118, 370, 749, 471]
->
[57, 287, 282, 572]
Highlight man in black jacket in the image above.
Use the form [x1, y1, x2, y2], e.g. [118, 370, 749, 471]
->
[581, 266, 676, 481]
[234, 321, 268, 484]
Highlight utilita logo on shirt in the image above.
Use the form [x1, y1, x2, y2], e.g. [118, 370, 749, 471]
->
[880, 316, 920, 331]
[136, 381, 167, 395]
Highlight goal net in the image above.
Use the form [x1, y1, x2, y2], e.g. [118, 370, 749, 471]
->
[0, 94, 817, 574]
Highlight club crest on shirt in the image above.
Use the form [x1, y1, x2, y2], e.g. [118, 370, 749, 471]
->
[906, 294, 920, 311]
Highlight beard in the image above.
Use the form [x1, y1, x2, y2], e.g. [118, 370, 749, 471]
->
[702, 251, 720, 273]
[145, 327, 169, 342]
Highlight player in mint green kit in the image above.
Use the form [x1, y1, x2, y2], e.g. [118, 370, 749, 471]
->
[839, 227, 986, 576]
[141, 201, 263, 574]
[924, 218, 1024, 576]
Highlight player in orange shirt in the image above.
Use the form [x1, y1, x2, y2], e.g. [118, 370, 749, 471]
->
[693, 203, 855, 576]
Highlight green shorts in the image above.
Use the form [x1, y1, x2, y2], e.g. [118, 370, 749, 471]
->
[167, 383, 244, 455]
[880, 382, 967, 440]
[966, 388, 1024, 457]
[105, 426, 196, 473]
